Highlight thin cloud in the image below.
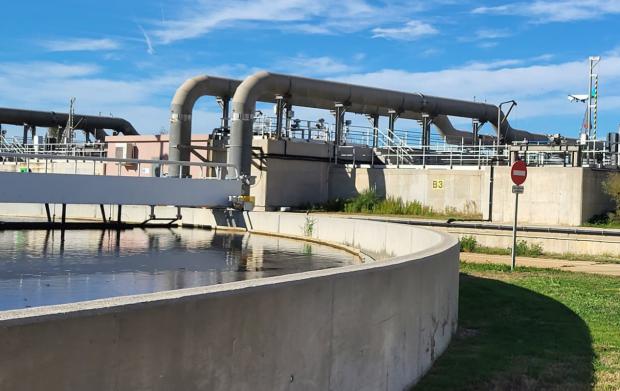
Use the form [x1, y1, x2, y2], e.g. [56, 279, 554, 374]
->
[471, 28, 512, 41]
[42, 38, 119, 52]
[472, 0, 620, 23]
[138, 25, 155, 55]
[276, 55, 356, 76]
[0, 62, 100, 78]
[0, 61, 254, 133]
[372, 20, 438, 41]
[420, 48, 443, 57]
[151, 0, 330, 43]
[150, 0, 419, 43]
[336, 55, 620, 128]
[462, 54, 554, 70]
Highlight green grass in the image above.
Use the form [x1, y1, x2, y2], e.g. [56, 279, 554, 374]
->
[414, 262, 620, 390]
[460, 235, 543, 257]
[311, 190, 481, 220]
[584, 221, 620, 230]
[584, 212, 620, 229]
[459, 235, 620, 264]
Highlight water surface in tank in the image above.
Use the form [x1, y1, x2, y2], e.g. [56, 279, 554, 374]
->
[0, 228, 360, 311]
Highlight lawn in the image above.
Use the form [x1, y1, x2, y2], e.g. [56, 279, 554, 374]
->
[460, 235, 620, 264]
[414, 262, 620, 390]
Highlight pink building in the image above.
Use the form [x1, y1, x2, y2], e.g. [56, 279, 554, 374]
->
[104, 134, 226, 178]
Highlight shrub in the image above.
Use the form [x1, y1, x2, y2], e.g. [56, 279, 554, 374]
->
[588, 213, 610, 225]
[514, 240, 543, 257]
[343, 190, 436, 216]
[321, 198, 345, 212]
[344, 189, 381, 213]
[460, 236, 478, 252]
[603, 172, 620, 220]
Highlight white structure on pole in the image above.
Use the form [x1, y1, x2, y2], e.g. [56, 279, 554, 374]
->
[587, 56, 601, 140]
[568, 56, 601, 141]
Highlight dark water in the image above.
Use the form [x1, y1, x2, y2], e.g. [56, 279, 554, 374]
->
[0, 228, 359, 311]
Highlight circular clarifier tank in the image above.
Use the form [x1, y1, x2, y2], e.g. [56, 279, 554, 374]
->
[0, 228, 361, 311]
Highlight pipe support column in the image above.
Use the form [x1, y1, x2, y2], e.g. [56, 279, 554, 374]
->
[388, 110, 400, 147]
[274, 95, 286, 139]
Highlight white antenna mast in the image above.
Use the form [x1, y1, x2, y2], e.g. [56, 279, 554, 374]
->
[587, 56, 600, 140]
[64, 97, 76, 143]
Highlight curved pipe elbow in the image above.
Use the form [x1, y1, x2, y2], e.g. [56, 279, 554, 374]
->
[171, 75, 207, 113]
[116, 119, 138, 135]
[232, 71, 276, 113]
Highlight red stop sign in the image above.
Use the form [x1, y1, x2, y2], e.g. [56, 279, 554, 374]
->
[511, 160, 527, 185]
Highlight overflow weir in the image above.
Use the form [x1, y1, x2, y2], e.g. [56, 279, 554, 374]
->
[0, 209, 459, 391]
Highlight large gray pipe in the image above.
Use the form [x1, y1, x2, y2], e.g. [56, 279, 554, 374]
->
[430, 115, 499, 144]
[168, 76, 240, 177]
[0, 107, 138, 141]
[167, 75, 323, 176]
[167, 74, 485, 154]
[229, 71, 549, 188]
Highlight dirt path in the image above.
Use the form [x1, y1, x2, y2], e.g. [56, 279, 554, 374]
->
[460, 252, 620, 276]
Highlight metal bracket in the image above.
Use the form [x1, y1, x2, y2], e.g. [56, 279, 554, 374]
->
[216, 96, 230, 132]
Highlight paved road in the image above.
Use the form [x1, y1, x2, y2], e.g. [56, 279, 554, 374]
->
[461, 252, 620, 276]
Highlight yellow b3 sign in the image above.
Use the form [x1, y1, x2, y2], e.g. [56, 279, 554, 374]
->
[432, 179, 444, 190]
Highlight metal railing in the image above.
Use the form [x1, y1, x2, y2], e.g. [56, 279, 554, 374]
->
[0, 152, 239, 179]
[355, 143, 506, 168]
[0, 136, 107, 157]
[252, 115, 620, 169]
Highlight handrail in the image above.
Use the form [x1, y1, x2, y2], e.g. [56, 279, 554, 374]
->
[0, 152, 239, 179]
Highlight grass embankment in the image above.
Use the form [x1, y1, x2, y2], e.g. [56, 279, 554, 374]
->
[460, 235, 620, 264]
[312, 190, 481, 220]
[584, 221, 620, 230]
[415, 262, 620, 390]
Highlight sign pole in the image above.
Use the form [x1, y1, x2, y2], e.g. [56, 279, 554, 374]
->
[511, 191, 519, 271]
[509, 159, 527, 271]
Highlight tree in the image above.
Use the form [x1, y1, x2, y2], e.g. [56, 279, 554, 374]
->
[602, 172, 620, 219]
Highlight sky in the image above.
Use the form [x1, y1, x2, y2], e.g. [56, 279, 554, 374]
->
[1, 0, 620, 139]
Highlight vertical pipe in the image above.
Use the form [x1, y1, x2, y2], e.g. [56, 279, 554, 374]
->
[334, 105, 344, 145]
[333, 105, 345, 164]
[61, 204, 66, 226]
[22, 124, 29, 145]
[372, 115, 379, 149]
[275, 96, 284, 139]
[45, 203, 51, 223]
[472, 119, 479, 145]
[421, 114, 430, 146]
[497, 108, 501, 156]
[220, 97, 230, 132]
[284, 103, 292, 138]
[117, 205, 122, 224]
[388, 111, 397, 147]
[100, 204, 107, 223]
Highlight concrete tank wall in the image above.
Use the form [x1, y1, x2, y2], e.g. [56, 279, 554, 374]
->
[490, 167, 613, 226]
[250, 138, 333, 210]
[0, 211, 459, 391]
[327, 166, 613, 226]
[329, 167, 487, 216]
[490, 167, 584, 226]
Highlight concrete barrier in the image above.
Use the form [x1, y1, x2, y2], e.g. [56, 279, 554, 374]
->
[0, 211, 459, 391]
